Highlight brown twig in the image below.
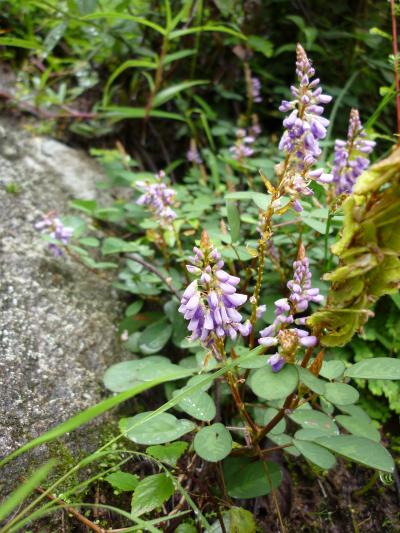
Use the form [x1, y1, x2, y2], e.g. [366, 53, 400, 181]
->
[34, 485, 105, 533]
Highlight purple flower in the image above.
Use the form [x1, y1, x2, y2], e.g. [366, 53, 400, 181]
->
[332, 108, 375, 194]
[251, 77, 262, 103]
[257, 246, 322, 371]
[187, 146, 203, 165]
[268, 353, 286, 373]
[179, 233, 251, 347]
[136, 171, 177, 227]
[278, 44, 333, 211]
[229, 128, 256, 160]
[35, 213, 73, 257]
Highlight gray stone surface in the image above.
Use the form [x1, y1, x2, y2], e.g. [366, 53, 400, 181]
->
[0, 118, 126, 498]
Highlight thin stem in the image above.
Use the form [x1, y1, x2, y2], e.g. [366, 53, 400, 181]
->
[127, 253, 181, 299]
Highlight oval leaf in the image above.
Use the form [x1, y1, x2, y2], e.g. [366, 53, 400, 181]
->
[174, 389, 216, 422]
[131, 473, 174, 517]
[323, 383, 359, 406]
[120, 412, 195, 445]
[294, 439, 336, 470]
[194, 423, 232, 462]
[250, 364, 298, 400]
[290, 409, 339, 435]
[103, 357, 191, 392]
[320, 360, 345, 380]
[344, 358, 400, 380]
[335, 415, 381, 442]
[223, 457, 282, 499]
[298, 367, 326, 394]
[138, 320, 172, 354]
[315, 435, 394, 473]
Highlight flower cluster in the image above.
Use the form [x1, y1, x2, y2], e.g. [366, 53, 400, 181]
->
[35, 213, 73, 257]
[136, 171, 176, 227]
[187, 146, 203, 165]
[179, 233, 251, 348]
[251, 77, 262, 103]
[332, 108, 375, 194]
[278, 44, 333, 211]
[258, 247, 323, 372]
[229, 128, 256, 160]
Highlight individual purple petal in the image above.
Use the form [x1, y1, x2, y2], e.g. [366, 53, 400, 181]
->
[268, 353, 286, 372]
[299, 335, 318, 347]
[226, 293, 247, 307]
[258, 336, 278, 347]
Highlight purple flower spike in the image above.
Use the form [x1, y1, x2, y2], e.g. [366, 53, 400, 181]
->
[258, 246, 323, 371]
[178, 233, 250, 347]
[332, 108, 375, 194]
[136, 171, 177, 227]
[251, 77, 262, 103]
[278, 44, 332, 211]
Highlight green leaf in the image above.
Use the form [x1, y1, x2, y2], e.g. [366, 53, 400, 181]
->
[225, 191, 271, 210]
[0, 36, 41, 49]
[294, 439, 336, 470]
[105, 471, 139, 492]
[268, 434, 300, 456]
[261, 408, 286, 435]
[194, 424, 232, 462]
[344, 358, 400, 379]
[175, 523, 197, 533]
[175, 524, 197, 533]
[103, 59, 156, 104]
[120, 412, 195, 445]
[139, 320, 172, 354]
[82, 12, 166, 35]
[70, 199, 97, 215]
[335, 415, 381, 442]
[315, 436, 394, 473]
[226, 200, 241, 243]
[249, 364, 298, 400]
[153, 80, 208, 107]
[0, 461, 55, 522]
[125, 300, 144, 317]
[295, 428, 334, 441]
[102, 106, 186, 122]
[131, 473, 174, 517]
[247, 35, 273, 57]
[146, 441, 188, 467]
[302, 216, 327, 234]
[163, 49, 196, 65]
[319, 360, 345, 380]
[103, 357, 192, 392]
[323, 383, 359, 406]
[173, 388, 216, 422]
[78, 237, 100, 247]
[298, 367, 326, 394]
[102, 237, 140, 255]
[290, 409, 339, 435]
[169, 24, 245, 41]
[223, 458, 282, 499]
[209, 506, 257, 533]
[338, 404, 371, 423]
